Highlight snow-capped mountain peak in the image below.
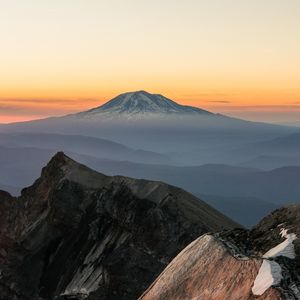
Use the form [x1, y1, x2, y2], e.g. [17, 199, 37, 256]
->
[75, 91, 213, 119]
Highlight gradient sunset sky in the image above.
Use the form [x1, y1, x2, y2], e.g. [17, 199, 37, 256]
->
[1, 0, 300, 123]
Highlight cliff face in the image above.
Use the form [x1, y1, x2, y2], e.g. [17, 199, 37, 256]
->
[0, 152, 238, 300]
[250, 205, 300, 263]
[139, 206, 300, 300]
[139, 234, 281, 300]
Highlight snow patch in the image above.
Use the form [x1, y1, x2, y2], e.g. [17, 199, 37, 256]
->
[252, 227, 298, 296]
[252, 260, 282, 295]
[263, 228, 297, 259]
[280, 228, 288, 238]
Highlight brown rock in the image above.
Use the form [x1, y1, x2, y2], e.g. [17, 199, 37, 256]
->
[139, 234, 281, 300]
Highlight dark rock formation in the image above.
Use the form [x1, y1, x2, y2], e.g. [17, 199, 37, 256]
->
[250, 204, 300, 262]
[0, 152, 239, 300]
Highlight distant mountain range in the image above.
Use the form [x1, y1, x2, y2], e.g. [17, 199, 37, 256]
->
[0, 143, 298, 227]
[195, 194, 278, 228]
[227, 132, 300, 169]
[0, 91, 296, 162]
[0, 132, 172, 165]
[278, 121, 300, 127]
[0, 91, 293, 127]
[0, 91, 300, 226]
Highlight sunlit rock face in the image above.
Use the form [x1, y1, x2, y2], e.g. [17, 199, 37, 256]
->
[139, 205, 300, 300]
[0, 152, 238, 300]
[139, 234, 281, 300]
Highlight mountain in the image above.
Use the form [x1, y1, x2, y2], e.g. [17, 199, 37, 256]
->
[278, 121, 300, 127]
[0, 91, 295, 157]
[65, 158, 300, 206]
[196, 194, 278, 228]
[0, 143, 174, 194]
[223, 132, 300, 167]
[140, 204, 300, 300]
[0, 153, 238, 300]
[239, 155, 300, 170]
[0, 144, 56, 190]
[0, 132, 172, 165]
[74, 90, 213, 119]
[0, 146, 299, 226]
[265, 132, 300, 148]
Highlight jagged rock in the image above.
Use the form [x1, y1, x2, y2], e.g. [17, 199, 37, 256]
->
[139, 205, 300, 300]
[250, 205, 300, 262]
[0, 152, 238, 300]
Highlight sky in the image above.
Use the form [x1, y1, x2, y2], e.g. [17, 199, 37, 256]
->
[0, 0, 300, 123]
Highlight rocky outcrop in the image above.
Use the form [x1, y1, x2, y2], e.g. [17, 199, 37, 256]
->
[139, 206, 300, 300]
[0, 152, 239, 300]
[250, 205, 300, 262]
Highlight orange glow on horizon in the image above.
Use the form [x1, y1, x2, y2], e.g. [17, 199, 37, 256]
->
[0, 115, 44, 124]
[0, 1, 299, 123]
[1, 87, 300, 124]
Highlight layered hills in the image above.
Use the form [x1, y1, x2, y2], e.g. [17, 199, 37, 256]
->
[0, 90, 299, 228]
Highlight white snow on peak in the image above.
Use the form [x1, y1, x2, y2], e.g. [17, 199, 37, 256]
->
[252, 260, 282, 296]
[263, 228, 297, 259]
[74, 91, 212, 120]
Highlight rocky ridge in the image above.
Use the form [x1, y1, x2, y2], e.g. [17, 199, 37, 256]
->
[140, 205, 300, 300]
[0, 152, 238, 300]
